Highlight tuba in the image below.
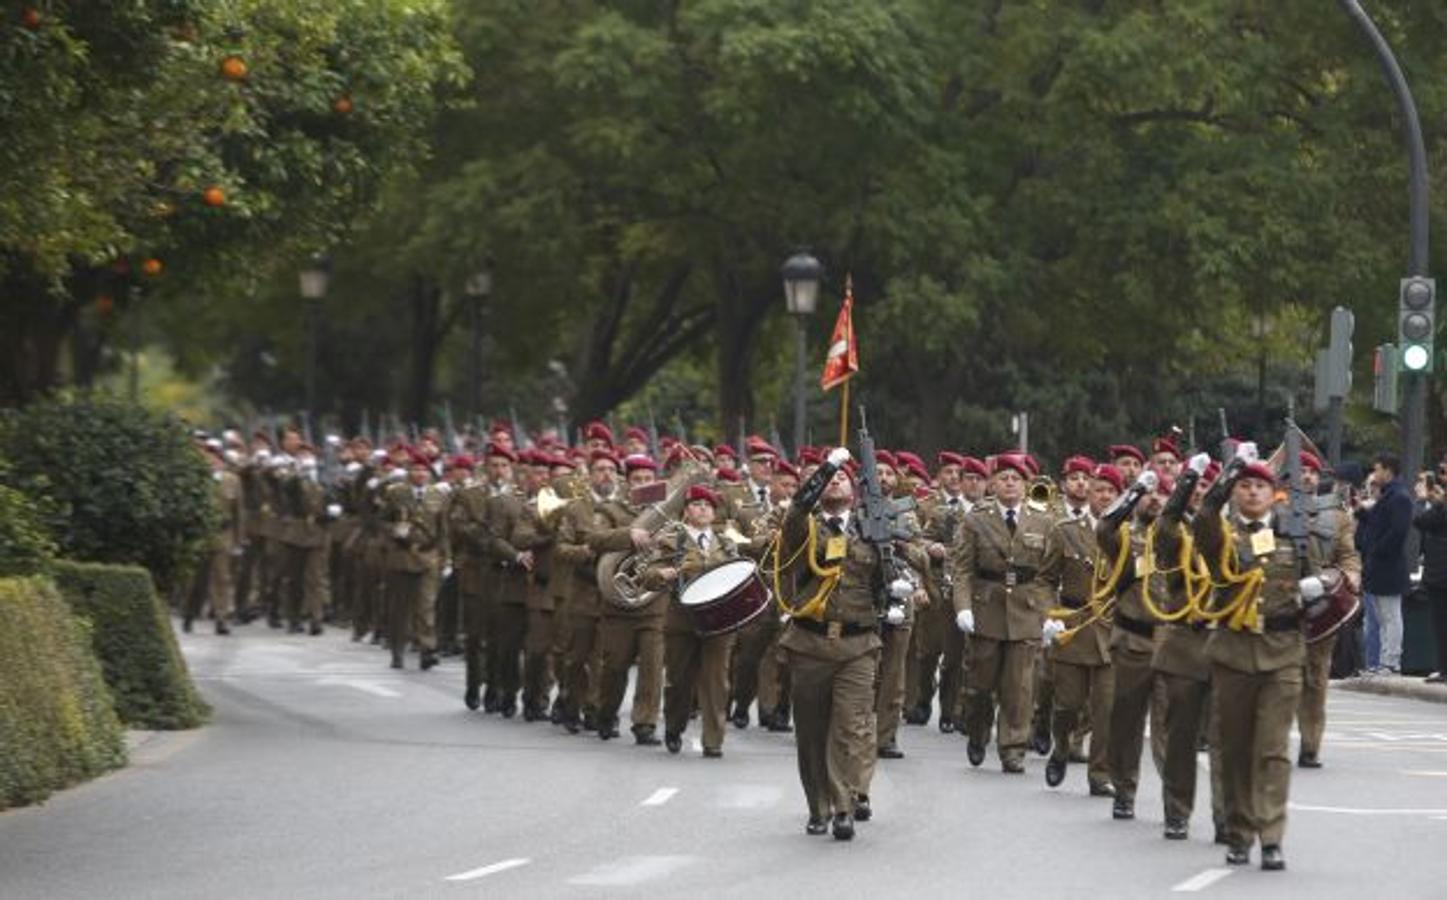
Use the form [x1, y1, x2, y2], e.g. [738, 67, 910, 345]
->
[598, 460, 710, 611]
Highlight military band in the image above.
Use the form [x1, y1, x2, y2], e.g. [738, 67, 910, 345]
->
[180, 415, 1361, 868]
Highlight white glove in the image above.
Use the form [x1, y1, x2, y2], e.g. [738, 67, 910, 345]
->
[326, 503, 342, 519]
[1135, 470, 1158, 492]
[1299, 576, 1325, 601]
[1042, 619, 1067, 645]
[224, 449, 244, 466]
[365, 477, 380, 490]
[1187, 453, 1211, 476]
[442, 564, 454, 580]
[387, 467, 406, 482]
[1234, 441, 1259, 464]
[955, 609, 975, 634]
[435, 481, 452, 495]
[884, 605, 906, 626]
[326, 434, 343, 448]
[827, 447, 852, 468]
[888, 578, 914, 600]
[345, 461, 363, 475]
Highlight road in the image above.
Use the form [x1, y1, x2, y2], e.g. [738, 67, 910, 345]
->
[3, 622, 1447, 899]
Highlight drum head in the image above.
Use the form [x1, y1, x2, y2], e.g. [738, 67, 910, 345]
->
[680, 559, 755, 607]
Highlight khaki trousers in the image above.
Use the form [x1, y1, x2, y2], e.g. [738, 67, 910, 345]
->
[1213, 663, 1302, 848]
[597, 614, 664, 731]
[664, 628, 735, 751]
[962, 636, 1037, 763]
[385, 568, 437, 663]
[523, 608, 557, 711]
[1296, 634, 1337, 758]
[905, 600, 949, 713]
[787, 648, 878, 819]
[1160, 672, 1211, 822]
[1107, 645, 1155, 803]
[730, 613, 776, 716]
[1051, 660, 1114, 789]
[560, 612, 600, 720]
[487, 602, 528, 698]
[874, 623, 912, 751]
[940, 626, 968, 722]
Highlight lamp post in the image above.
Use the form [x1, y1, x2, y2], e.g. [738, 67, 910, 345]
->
[1336, 0, 1431, 481]
[782, 251, 824, 457]
[298, 253, 331, 416]
[464, 267, 493, 420]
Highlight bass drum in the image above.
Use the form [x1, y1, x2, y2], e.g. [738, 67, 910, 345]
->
[1304, 568, 1360, 644]
[679, 559, 772, 636]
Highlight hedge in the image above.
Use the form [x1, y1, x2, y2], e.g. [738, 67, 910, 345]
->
[53, 560, 209, 730]
[0, 577, 127, 810]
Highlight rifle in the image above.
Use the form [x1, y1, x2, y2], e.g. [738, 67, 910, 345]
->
[855, 405, 911, 622]
[442, 401, 461, 455]
[1282, 417, 1312, 581]
[735, 416, 747, 469]
[510, 405, 530, 450]
[1218, 407, 1234, 461]
[646, 403, 661, 460]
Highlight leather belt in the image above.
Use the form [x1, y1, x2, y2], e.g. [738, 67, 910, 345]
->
[1263, 612, 1302, 633]
[1058, 596, 1087, 610]
[977, 566, 1039, 587]
[1116, 614, 1156, 638]
[791, 618, 877, 638]
[1167, 621, 1208, 632]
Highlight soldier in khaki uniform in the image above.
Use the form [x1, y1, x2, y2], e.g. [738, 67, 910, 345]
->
[349, 453, 392, 644]
[185, 446, 243, 635]
[775, 447, 894, 841]
[728, 460, 798, 731]
[867, 451, 926, 761]
[520, 451, 563, 721]
[645, 484, 739, 757]
[951, 453, 1057, 773]
[1294, 450, 1360, 768]
[1100, 469, 1170, 821]
[1041, 461, 1117, 796]
[381, 453, 447, 670]
[1193, 450, 1322, 871]
[935, 455, 988, 732]
[592, 454, 666, 744]
[233, 435, 272, 622]
[904, 452, 970, 726]
[449, 457, 492, 709]
[482, 444, 539, 718]
[280, 446, 329, 635]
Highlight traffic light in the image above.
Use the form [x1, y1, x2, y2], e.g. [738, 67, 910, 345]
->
[1398, 276, 1436, 372]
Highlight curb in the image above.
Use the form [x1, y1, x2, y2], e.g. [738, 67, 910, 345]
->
[1336, 676, 1447, 705]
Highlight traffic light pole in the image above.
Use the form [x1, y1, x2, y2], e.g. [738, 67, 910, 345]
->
[1337, 0, 1431, 480]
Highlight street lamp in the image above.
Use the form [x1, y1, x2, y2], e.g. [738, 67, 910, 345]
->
[464, 266, 493, 419]
[782, 251, 824, 457]
[299, 253, 331, 416]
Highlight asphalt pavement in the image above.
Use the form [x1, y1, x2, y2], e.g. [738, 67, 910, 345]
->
[3, 621, 1447, 899]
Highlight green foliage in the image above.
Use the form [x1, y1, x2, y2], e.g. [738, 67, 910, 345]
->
[0, 478, 56, 577]
[0, 395, 216, 590]
[0, 576, 127, 810]
[53, 561, 209, 730]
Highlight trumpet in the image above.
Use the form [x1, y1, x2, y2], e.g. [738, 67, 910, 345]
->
[1029, 475, 1057, 508]
[535, 470, 587, 527]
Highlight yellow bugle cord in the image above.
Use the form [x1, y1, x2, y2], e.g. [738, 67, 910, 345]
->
[1189, 518, 1263, 631]
[768, 515, 841, 622]
[1048, 522, 1129, 646]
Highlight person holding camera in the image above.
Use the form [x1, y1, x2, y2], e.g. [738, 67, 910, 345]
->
[1412, 463, 1447, 684]
[1353, 452, 1413, 675]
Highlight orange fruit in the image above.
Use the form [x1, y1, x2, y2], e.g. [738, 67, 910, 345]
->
[220, 55, 248, 81]
[141, 258, 164, 278]
[333, 95, 353, 115]
[202, 186, 226, 207]
[96, 295, 115, 316]
[20, 7, 41, 29]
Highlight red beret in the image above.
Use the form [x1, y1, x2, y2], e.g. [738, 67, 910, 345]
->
[406, 447, 431, 468]
[1151, 436, 1181, 460]
[993, 453, 1032, 479]
[904, 461, 931, 484]
[484, 442, 517, 462]
[583, 421, 614, 445]
[713, 445, 737, 460]
[446, 454, 475, 471]
[489, 419, 513, 436]
[1062, 455, 1095, 477]
[745, 437, 779, 460]
[874, 449, 898, 470]
[623, 454, 657, 473]
[659, 436, 679, 450]
[895, 450, 925, 472]
[588, 448, 620, 468]
[774, 459, 800, 479]
[714, 467, 742, 483]
[1022, 454, 1041, 476]
[960, 456, 990, 478]
[625, 426, 649, 443]
[686, 484, 722, 507]
[1239, 461, 1277, 486]
[937, 451, 968, 470]
[1109, 444, 1146, 464]
[1092, 464, 1124, 493]
[1300, 451, 1324, 473]
[797, 447, 823, 467]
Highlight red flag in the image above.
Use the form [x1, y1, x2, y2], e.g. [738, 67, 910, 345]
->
[820, 280, 858, 391]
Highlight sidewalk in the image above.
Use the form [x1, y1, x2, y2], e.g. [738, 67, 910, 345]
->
[1336, 672, 1447, 705]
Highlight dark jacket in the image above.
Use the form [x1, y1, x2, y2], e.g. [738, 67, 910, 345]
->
[1413, 499, 1447, 590]
[1355, 478, 1414, 595]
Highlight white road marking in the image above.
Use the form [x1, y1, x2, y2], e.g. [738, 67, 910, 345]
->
[443, 857, 531, 882]
[1171, 868, 1234, 892]
[1402, 770, 1447, 777]
[315, 676, 401, 698]
[641, 787, 679, 806]
[567, 855, 696, 886]
[1290, 803, 1447, 816]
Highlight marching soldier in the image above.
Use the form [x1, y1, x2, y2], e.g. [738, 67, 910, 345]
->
[280, 446, 329, 635]
[1294, 450, 1360, 769]
[1110, 444, 1147, 484]
[951, 453, 1057, 773]
[520, 451, 563, 721]
[867, 451, 926, 762]
[904, 451, 969, 726]
[381, 453, 448, 670]
[1193, 446, 1323, 871]
[450, 456, 493, 709]
[481, 444, 537, 718]
[1041, 460, 1116, 796]
[729, 464, 798, 731]
[646, 484, 739, 757]
[185, 446, 243, 635]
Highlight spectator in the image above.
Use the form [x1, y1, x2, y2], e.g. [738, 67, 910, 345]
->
[1413, 463, 1447, 684]
[1354, 452, 1413, 674]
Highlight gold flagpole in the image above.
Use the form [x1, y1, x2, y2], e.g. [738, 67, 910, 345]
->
[839, 379, 850, 449]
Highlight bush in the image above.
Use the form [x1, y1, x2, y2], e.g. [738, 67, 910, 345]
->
[0, 394, 216, 591]
[53, 560, 209, 730]
[0, 475, 56, 577]
[0, 577, 127, 810]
